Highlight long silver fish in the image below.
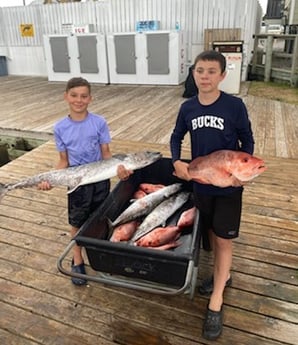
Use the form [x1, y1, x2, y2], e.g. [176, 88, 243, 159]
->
[130, 191, 190, 242]
[111, 183, 183, 227]
[0, 151, 162, 202]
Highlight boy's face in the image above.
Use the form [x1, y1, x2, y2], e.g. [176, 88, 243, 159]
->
[64, 85, 92, 114]
[192, 59, 226, 94]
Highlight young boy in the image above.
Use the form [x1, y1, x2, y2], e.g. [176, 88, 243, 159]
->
[170, 51, 254, 340]
[39, 77, 131, 285]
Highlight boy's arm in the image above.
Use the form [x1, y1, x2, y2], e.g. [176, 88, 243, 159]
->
[170, 109, 191, 181]
[38, 151, 69, 190]
[56, 151, 69, 169]
[100, 143, 112, 160]
[173, 160, 191, 181]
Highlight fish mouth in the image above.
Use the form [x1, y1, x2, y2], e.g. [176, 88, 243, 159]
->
[257, 164, 267, 170]
[150, 151, 162, 159]
[143, 151, 161, 155]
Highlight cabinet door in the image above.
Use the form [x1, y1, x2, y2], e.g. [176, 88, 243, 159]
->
[49, 36, 70, 73]
[146, 33, 169, 75]
[77, 35, 99, 73]
[114, 34, 136, 74]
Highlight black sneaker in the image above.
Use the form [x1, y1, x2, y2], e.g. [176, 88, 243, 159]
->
[198, 276, 232, 296]
[71, 259, 87, 286]
[203, 307, 223, 340]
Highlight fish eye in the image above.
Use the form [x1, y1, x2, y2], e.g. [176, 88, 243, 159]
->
[242, 158, 249, 163]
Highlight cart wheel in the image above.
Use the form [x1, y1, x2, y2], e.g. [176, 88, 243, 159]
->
[189, 265, 198, 299]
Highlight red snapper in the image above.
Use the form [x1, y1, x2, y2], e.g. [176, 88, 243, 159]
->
[188, 150, 267, 188]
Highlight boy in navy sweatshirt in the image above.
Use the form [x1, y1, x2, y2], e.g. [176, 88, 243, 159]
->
[170, 50, 254, 340]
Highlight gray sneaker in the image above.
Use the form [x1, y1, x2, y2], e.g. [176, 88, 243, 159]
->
[203, 307, 223, 340]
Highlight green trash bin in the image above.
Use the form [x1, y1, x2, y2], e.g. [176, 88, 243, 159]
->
[0, 56, 8, 76]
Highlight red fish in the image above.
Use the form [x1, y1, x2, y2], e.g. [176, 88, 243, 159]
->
[139, 183, 165, 194]
[110, 220, 139, 242]
[132, 189, 147, 199]
[188, 150, 267, 188]
[135, 225, 181, 247]
[145, 241, 181, 250]
[177, 207, 197, 228]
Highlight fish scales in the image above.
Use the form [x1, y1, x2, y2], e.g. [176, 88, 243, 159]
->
[188, 149, 267, 187]
[112, 183, 183, 227]
[136, 226, 181, 248]
[131, 191, 190, 242]
[0, 151, 162, 202]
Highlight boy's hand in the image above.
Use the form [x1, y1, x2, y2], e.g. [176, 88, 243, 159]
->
[37, 181, 52, 190]
[117, 164, 133, 181]
[173, 160, 191, 181]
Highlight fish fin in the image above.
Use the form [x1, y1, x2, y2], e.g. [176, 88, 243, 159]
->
[67, 184, 80, 194]
[0, 183, 8, 203]
[106, 217, 115, 240]
[67, 177, 84, 194]
[113, 154, 127, 160]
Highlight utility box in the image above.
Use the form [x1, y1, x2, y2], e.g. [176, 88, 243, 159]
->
[43, 33, 109, 83]
[107, 31, 187, 85]
[0, 56, 8, 76]
[213, 41, 243, 94]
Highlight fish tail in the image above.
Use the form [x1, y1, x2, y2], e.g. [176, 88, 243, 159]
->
[0, 183, 8, 202]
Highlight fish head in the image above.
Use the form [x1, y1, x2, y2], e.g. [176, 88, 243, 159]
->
[230, 152, 267, 181]
[125, 151, 162, 169]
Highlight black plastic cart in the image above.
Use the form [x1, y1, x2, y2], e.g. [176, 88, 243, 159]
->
[57, 158, 201, 299]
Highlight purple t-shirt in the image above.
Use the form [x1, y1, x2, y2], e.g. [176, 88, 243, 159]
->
[54, 112, 111, 166]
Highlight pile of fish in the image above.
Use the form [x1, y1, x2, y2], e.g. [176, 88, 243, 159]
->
[109, 182, 197, 250]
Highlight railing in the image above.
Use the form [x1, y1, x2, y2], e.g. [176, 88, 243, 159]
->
[250, 34, 298, 87]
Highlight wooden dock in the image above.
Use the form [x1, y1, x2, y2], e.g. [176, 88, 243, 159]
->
[0, 76, 297, 345]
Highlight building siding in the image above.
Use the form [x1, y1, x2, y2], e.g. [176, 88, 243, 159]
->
[0, 0, 262, 80]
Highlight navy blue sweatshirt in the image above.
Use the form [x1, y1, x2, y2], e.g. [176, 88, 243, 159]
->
[170, 91, 255, 195]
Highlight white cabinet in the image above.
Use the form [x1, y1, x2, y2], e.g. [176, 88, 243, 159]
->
[43, 33, 109, 83]
[213, 41, 243, 94]
[107, 31, 187, 85]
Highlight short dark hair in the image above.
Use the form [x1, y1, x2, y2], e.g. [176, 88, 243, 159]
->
[193, 50, 226, 74]
[65, 77, 91, 93]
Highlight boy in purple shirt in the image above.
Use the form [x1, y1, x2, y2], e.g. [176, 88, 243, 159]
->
[39, 77, 131, 285]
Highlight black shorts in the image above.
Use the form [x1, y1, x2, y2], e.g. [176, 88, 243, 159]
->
[68, 180, 110, 228]
[193, 189, 243, 239]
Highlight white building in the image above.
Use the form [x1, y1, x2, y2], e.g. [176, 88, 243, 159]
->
[0, 0, 263, 84]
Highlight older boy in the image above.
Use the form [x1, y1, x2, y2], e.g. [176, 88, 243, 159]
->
[170, 51, 254, 340]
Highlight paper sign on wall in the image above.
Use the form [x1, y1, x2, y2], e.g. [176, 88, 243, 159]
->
[20, 24, 34, 37]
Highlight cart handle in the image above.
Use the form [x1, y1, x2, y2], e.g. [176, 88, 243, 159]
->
[57, 239, 196, 296]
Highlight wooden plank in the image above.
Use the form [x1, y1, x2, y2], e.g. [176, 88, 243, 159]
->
[0, 328, 38, 345]
[0, 257, 294, 345]
[282, 103, 298, 158]
[0, 77, 298, 159]
[0, 78, 297, 345]
[204, 28, 241, 50]
[0, 302, 113, 345]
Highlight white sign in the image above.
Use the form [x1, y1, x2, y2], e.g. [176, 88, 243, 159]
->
[71, 24, 95, 34]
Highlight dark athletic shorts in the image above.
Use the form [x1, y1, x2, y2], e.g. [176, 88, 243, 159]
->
[193, 189, 243, 239]
[68, 180, 110, 228]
